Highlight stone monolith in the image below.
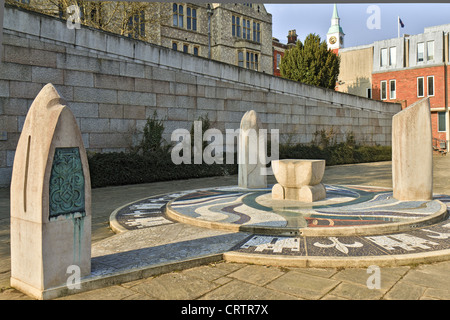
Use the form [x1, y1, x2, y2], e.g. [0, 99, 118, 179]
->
[10, 84, 91, 300]
[238, 110, 267, 188]
[392, 97, 433, 200]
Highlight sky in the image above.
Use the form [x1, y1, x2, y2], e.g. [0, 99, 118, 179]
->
[265, 3, 450, 48]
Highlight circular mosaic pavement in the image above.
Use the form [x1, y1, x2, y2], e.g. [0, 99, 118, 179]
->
[110, 185, 450, 267]
[165, 185, 448, 236]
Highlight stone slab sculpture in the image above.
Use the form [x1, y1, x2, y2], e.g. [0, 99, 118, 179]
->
[392, 97, 433, 201]
[272, 159, 326, 202]
[10, 84, 91, 300]
[238, 110, 267, 189]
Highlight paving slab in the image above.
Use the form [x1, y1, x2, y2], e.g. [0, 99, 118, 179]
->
[1, 158, 450, 300]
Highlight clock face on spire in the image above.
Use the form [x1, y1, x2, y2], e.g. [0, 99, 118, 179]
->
[327, 4, 344, 50]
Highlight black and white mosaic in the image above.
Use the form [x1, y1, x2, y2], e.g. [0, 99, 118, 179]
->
[114, 185, 450, 258]
[232, 218, 450, 257]
[115, 191, 194, 230]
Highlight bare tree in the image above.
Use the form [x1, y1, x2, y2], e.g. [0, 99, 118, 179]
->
[6, 0, 171, 43]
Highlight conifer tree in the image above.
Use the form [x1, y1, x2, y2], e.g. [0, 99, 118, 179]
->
[280, 33, 340, 90]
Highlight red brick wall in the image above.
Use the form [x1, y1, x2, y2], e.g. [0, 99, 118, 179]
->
[431, 112, 447, 141]
[372, 65, 448, 145]
[372, 65, 446, 108]
[273, 49, 284, 77]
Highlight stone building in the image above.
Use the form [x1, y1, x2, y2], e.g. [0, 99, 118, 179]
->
[165, 3, 273, 74]
[9, 1, 273, 74]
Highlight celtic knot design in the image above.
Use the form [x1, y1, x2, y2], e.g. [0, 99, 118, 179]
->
[49, 147, 85, 218]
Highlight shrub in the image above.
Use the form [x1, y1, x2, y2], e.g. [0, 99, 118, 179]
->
[87, 118, 391, 188]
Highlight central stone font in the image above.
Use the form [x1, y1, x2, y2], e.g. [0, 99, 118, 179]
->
[271, 159, 326, 202]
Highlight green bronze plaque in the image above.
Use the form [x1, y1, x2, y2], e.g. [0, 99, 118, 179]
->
[49, 147, 85, 218]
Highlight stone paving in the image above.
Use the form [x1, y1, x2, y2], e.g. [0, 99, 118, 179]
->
[1, 158, 450, 300]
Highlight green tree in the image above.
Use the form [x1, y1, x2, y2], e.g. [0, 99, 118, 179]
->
[280, 33, 340, 90]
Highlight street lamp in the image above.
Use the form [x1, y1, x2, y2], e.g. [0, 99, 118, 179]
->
[207, 4, 214, 59]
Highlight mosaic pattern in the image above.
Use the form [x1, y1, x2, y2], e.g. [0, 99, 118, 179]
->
[49, 147, 85, 218]
[232, 218, 450, 257]
[115, 191, 193, 230]
[113, 186, 450, 258]
[168, 185, 445, 229]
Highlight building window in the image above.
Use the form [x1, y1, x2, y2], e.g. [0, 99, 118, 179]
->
[380, 48, 388, 67]
[417, 42, 424, 62]
[187, 7, 197, 31]
[247, 20, 251, 40]
[236, 17, 241, 37]
[428, 76, 435, 96]
[438, 112, 446, 132]
[172, 42, 178, 51]
[276, 53, 281, 70]
[367, 88, 372, 99]
[427, 41, 434, 61]
[193, 46, 199, 56]
[183, 44, 188, 53]
[255, 23, 260, 43]
[238, 51, 244, 67]
[249, 52, 258, 70]
[389, 47, 396, 66]
[389, 80, 396, 100]
[238, 50, 259, 70]
[173, 4, 184, 28]
[127, 11, 145, 39]
[417, 77, 424, 97]
[243, 19, 248, 39]
[380, 81, 387, 100]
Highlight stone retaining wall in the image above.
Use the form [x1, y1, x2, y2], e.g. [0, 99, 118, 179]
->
[0, 6, 401, 186]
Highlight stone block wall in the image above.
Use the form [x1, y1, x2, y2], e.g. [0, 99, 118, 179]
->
[0, 6, 401, 186]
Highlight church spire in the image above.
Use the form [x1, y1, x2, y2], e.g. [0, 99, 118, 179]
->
[326, 4, 344, 52]
[328, 3, 344, 35]
[332, 3, 339, 19]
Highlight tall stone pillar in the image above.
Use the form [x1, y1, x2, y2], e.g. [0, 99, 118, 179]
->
[10, 84, 91, 299]
[392, 98, 433, 200]
[238, 110, 267, 189]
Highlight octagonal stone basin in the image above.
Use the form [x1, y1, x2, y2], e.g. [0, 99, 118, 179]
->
[272, 159, 325, 188]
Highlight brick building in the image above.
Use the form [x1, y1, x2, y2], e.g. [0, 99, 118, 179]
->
[338, 24, 450, 152]
[272, 29, 297, 77]
[371, 25, 449, 152]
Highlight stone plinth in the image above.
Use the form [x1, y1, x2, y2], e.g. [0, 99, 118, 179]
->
[238, 110, 267, 189]
[272, 159, 326, 202]
[392, 98, 433, 201]
[10, 84, 91, 300]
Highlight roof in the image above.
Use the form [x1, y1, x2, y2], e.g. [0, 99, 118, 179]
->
[327, 4, 344, 35]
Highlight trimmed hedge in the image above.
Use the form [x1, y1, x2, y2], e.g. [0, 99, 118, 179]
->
[88, 143, 391, 188]
[87, 115, 390, 188]
[87, 151, 238, 188]
[279, 143, 391, 166]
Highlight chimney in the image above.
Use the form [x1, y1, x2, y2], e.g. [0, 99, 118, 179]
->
[287, 30, 298, 45]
